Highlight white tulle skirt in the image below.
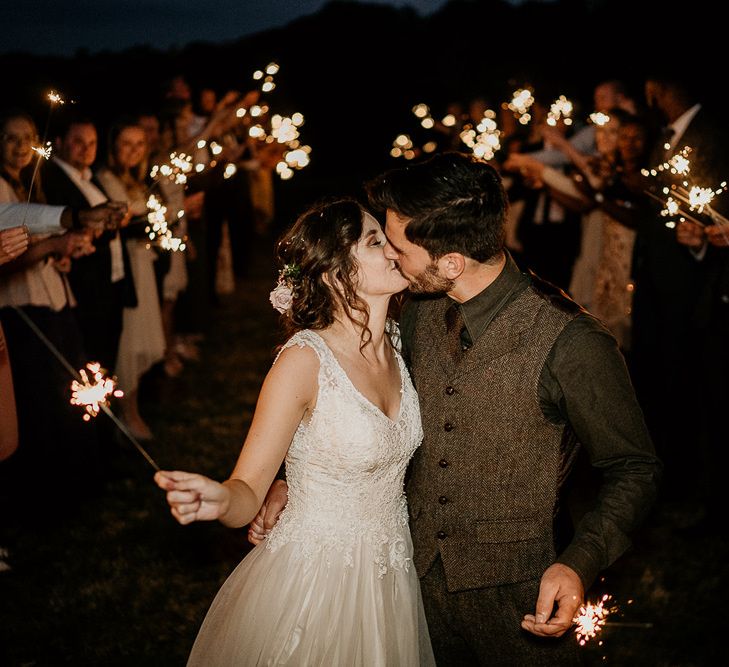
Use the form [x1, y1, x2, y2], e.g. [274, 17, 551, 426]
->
[188, 536, 435, 666]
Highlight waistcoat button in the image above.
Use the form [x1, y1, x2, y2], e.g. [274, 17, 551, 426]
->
[436, 530, 447, 540]
[438, 495, 448, 504]
[444, 422, 453, 432]
[439, 459, 449, 468]
[445, 385, 455, 395]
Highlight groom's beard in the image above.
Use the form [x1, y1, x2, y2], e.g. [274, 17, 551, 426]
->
[404, 261, 454, 294]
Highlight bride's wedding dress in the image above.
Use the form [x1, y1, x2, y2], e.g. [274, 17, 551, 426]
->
[188, 329, 434, 666]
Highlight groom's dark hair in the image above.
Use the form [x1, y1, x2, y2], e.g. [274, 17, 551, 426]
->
[365, 151, 507, 264]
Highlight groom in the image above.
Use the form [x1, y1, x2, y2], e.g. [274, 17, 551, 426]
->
[253, 152, 661, 664]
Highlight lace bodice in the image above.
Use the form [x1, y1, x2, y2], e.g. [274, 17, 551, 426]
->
[265, 329, 423, 576]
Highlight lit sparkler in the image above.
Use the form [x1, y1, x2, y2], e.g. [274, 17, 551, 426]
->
[590, 111, 610, 126]
[507, 88, 535, 125]
[547, 95, 574, 127]
[574, 595, 612, 646]
[21, 90, 67, 227]
[150, 152, 193, 185]
[32, 142, 53, 160]
[11, 306, 160, 471]
[145, 194, 187, 252]
[390, 134, 416, 160]
[460, 109, 501, 160]
[70, 362, 124, 421]
[47, 91, 65, 105]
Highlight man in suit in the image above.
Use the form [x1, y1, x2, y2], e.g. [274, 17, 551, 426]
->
[43, 115, 135, 373]
[251, 153, 661, 664]
[631, 75, 729, 502]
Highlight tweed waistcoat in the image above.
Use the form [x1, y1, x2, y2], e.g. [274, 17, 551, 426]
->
[407, 285, 580, 592]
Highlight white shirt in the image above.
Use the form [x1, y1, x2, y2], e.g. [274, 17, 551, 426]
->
[0, 177, 72, 311]
[0, 202, 65, 234]
[667, 103, 702, 152]
[53, 157, 125, 283]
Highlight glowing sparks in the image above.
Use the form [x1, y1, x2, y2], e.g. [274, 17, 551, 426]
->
[508, 88, 535, 125]
[662, 197, 680, 217]
[688, 186, 715, 212]
[441, 113, 457, 127]
[146, 195, 187, 252]
[547, 95, 574, 127]
[32, 142, 52, 160]
[574, 595, 611, 646]
[391, 134, 415, 159]
[70, 362, 123, 421]
[590, 111, 611, 126]
[150, 152, 193, 185]
[253, 62, 279, 93]
[460, 110, 501, 160]
[669, 153, 691, 176]
[47, 91, 65, 105]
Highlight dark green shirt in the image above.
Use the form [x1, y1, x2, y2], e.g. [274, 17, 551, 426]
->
[400, 253, 661, 587]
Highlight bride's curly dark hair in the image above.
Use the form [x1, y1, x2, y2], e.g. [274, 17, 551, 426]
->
[275, 197, 373, 348]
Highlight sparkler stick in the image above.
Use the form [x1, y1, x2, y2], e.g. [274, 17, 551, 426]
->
[643, 189, 707, 227]
[10, 305, 160, 471]
[21, 91, 65, 227]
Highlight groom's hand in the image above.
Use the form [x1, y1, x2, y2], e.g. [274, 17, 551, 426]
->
[521, 563, 583, 638]
[247, 479, 289, 545]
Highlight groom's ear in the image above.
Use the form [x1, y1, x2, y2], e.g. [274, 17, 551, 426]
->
[438, 253, 466, 280]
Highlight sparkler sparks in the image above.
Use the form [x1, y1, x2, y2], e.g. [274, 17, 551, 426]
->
[547, 95, 574, 127]
[590, 111, 611, 126]
[70, 362, 123, 422]
[574, 595, 612, 646]
[150, 152, 193, 185]
[47, 91, 65, 105]
[460, 109, 501, 160]
[688, 186, 715, 213]
[32, 142, 52, 160]
[507, 88, 535, 125]
[145, 195, 187, 252]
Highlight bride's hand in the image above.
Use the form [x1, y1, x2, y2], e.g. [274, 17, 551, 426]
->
[154, 470, 231, 525]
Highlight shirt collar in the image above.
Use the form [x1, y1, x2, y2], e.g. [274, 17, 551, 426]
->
[54, 156, 93, 182]
[450, 251, 529, 342]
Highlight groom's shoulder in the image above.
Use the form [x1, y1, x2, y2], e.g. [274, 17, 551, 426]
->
[526, 270, 585, 317]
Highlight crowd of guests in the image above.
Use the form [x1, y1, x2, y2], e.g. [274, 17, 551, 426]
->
[0, 76, 280, 569]
[493, 77, 727, 537]
[1, 72, 726, 573]
[392, 74, 727, 535]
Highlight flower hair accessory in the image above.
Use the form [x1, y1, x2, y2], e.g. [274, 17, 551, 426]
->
[269, 263, 301, 314]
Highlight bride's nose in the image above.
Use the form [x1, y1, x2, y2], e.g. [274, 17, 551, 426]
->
[383, 241, 398, 260]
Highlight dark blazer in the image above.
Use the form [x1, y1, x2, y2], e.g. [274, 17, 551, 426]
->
[42, 158, 136, 310]
[42, 158, 136, 369]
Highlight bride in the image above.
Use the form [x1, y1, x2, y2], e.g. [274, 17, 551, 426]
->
[155, 198, 435, 666]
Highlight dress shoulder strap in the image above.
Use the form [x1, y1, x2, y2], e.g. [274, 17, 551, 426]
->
[274, 330, 331, 366]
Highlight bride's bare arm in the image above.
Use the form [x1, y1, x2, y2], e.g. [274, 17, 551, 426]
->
[155, 344, 317, 528]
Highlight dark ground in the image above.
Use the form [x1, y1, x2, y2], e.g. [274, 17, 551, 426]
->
[0, 236, 726, 666]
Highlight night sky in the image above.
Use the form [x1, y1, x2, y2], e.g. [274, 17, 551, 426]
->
[3, 0, 449, 55]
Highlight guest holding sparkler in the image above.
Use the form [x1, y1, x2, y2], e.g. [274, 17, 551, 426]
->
[43, 114, 135, 374]
[97, 119, 165, 442]
[0, 110, 99, 515]
[632, 74, 729, 505]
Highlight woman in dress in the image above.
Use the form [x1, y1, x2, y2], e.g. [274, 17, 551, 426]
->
[96, 120, 166, 440]
[155, 198, 434, 666]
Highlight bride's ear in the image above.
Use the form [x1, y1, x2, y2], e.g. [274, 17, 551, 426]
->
[438, 253, 466, 280]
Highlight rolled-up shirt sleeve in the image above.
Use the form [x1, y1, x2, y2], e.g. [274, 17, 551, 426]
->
[0, 202, 66, 234]
[540, 315, 662, 587]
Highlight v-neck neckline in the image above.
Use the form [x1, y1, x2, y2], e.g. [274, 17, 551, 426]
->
[310, 330, 404, 424]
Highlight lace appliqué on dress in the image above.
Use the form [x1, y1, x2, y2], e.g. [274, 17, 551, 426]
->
[265, 329, 422, 578]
